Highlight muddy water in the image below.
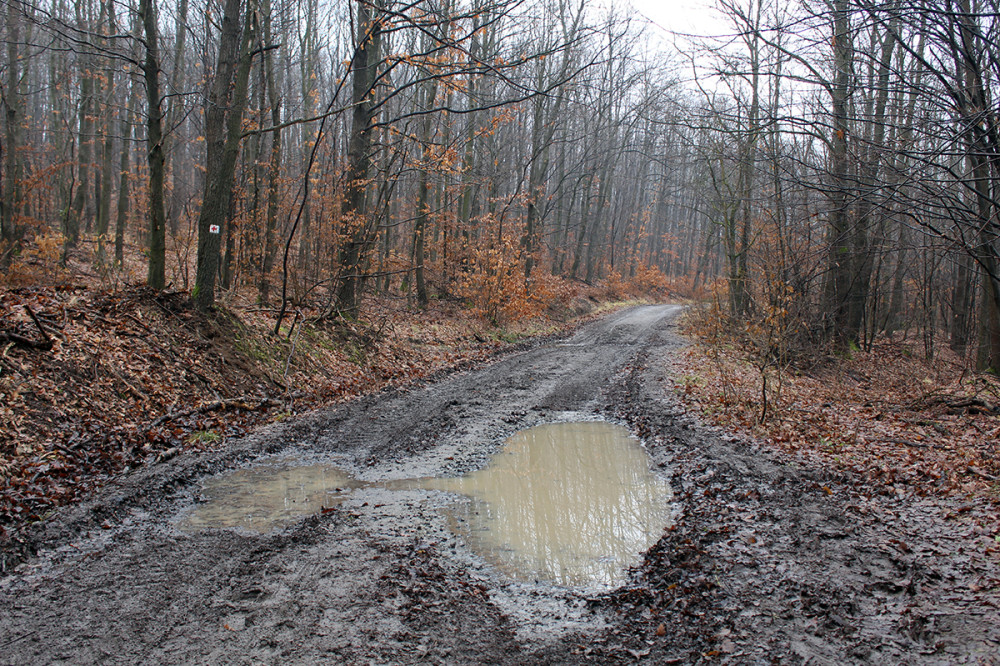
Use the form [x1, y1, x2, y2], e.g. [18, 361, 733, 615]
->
[178, 463, 365, 532]
[416, 422, 672, 587]
[180, 421, 671, 588]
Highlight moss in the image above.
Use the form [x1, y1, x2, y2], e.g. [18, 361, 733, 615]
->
[187, 430, 220, 445]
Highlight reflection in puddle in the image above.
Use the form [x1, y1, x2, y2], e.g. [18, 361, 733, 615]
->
[422, 421, 672, 588]
[179, 421, 671, 588]
[178, 463, 365, 533]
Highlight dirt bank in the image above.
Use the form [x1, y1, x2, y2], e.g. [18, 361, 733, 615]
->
[1, 305, 998, 664]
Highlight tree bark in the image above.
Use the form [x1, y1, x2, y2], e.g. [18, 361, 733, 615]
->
[333, 0, 384, 317]
[1, 0, 23, 266]
[165, 0, 189, 236]
[95, 0, 117, 266]
[258, 0, 281, 306]
[140, 0, 168, 290]
[824, 0, 857, 345]
[66, 0, 96, 254]
[114, 82, 137, 266]
[414, 73, 439, 307]
[193, 0, 256, 310]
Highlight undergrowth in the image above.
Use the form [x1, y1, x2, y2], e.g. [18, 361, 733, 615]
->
[676, 302, 1000, 503]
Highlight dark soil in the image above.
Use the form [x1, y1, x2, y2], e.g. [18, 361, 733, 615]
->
[1, 305, 998, 664]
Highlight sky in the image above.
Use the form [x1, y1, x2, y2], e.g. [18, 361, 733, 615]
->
[618, 0, 734, 89]
[627, 0, 730, 38]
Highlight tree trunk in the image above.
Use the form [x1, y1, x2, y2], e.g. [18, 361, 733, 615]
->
[66, 0, 95, 254]
[970, 151, 1000, 370]
[522, 87, 547, 281]
[114, 81, 137, 266]
[570, 175, 593, 279]
[193, 0, 256, 310]
[165, 0, 189, 236]
[258, 0, 281, 306]
[730, 0, 762, 317]
[1, 0, 23, 267]
[824, 0, 856, 345]
[140, 0, 168, 290]
[947, 0, 1000, 370]
[96, 0, 116, 267]
[414, 74, 439, 307]
[585, 166, 611, 284]
[333, 0, 384, 317]
[951, 251, 974, 355]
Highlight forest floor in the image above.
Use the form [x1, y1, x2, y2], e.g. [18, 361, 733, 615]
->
[0, 276, 620, 563]
[1, 282, 999, 663]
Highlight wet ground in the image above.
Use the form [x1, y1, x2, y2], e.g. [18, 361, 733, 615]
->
[1, 305, 999, 664]
[177, 420, 671, 588]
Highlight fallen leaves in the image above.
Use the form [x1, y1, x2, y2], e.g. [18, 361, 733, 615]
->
[1, 284, 604, 567]
[672, 321, 1000, 507]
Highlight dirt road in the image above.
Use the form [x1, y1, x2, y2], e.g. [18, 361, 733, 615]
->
[2, 305, 998, 664]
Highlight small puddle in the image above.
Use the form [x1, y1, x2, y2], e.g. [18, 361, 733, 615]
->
[179, 421, 671, 588]
[178, 463, 365, 532]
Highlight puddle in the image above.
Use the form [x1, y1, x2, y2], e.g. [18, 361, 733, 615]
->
[416, 421, 672, 588]
[178, 463, 366, 533]
[179, 421, 671, 588]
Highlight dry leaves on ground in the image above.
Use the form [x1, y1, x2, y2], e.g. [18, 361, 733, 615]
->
[671, 325, 1000, 502]
[0, 284, 606, 552]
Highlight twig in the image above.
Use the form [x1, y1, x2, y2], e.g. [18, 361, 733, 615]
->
[124, 313, 153, 333]
[0, 330, 52, 351]
[882, 438, 948, 451]
[283, 316, 304, 392]
[5, 304, 54, 351]
[145, 396, 279, 431]
[285, 309, 302, 340]
[0, 342, 25, 376]
[966, 467, 999, 482]
[945, 398, 998, 415]
[148, 295, 186, 324]
[244, 307, 286, 315]
[0, 630, 38, 649]
[101, 359, 148, 403]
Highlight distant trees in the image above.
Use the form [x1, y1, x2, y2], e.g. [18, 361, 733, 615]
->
[1, 0, 695, 315]
[3, 0, 1000, 372]
[680, 0, 1000, 372]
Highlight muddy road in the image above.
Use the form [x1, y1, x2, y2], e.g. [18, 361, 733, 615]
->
[2, 305, 999, 664]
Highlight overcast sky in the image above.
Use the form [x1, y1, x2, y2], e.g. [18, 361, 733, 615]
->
[627, 0, 729, 37]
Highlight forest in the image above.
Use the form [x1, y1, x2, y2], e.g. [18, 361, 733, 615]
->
[2, 0, 1000, 661]
[0, 0, 997, 364]
[1, 0, 1000, 527]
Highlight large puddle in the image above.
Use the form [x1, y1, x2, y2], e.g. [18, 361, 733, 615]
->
[414, 421, 671, 587]
[179, 421, 671, 588]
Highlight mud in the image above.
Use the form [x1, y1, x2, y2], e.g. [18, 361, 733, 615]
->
[179, 420, 670, 589]
[2, 304, 999, 664]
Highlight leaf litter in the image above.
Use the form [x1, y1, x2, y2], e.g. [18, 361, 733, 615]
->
[0, 283, 603, 566]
